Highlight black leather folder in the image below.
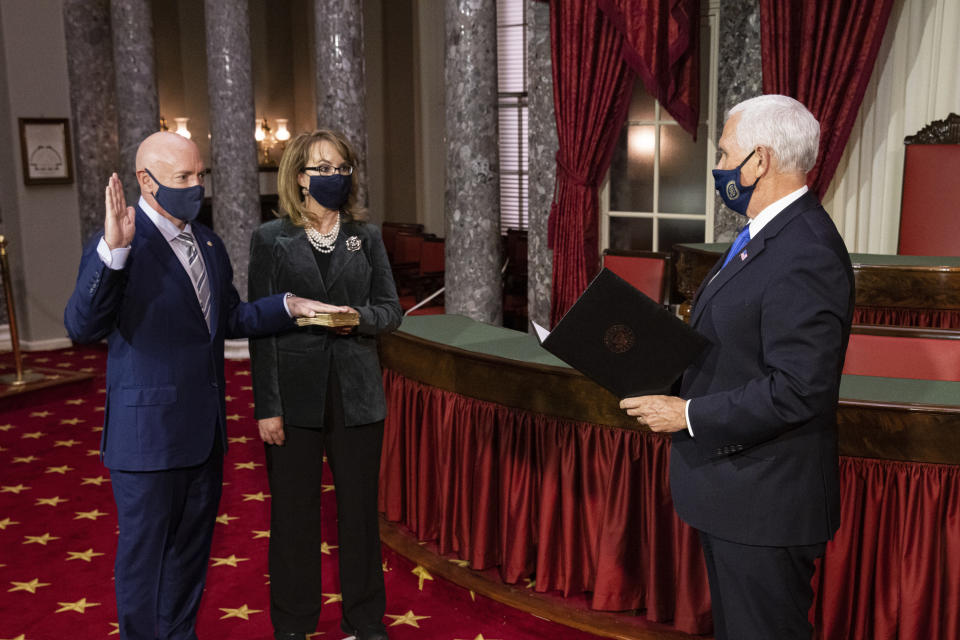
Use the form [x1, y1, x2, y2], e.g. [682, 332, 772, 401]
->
[535, 268, 708, 399]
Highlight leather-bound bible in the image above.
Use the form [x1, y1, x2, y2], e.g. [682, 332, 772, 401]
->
[295, 311, 360, 328]
[534, 268, 708, 399]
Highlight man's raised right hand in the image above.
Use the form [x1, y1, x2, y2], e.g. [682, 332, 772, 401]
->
[104, 172, 135, 250]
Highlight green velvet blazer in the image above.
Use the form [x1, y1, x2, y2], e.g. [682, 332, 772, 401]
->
[248, 216, 403, 428]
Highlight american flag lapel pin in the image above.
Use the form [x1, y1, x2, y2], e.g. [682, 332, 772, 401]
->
[739, 251, 748, 261]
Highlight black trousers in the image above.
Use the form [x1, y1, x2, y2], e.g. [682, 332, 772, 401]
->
[699, 530, 825, 640]
[264, 370, 386, 635]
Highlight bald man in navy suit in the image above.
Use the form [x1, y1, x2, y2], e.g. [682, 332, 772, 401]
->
[621, 95, 854, 639]
[65, 132, 343, 640]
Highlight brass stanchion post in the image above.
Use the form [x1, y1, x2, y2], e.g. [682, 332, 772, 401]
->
[0, 235, 44, 386]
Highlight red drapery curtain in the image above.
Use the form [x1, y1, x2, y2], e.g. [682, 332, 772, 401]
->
[853, 306, 960, 329]
[597, 0, 700, 137]
[548, 0, 636, 325]
[380, 369, 960, 639]
[759, 0, 895, 198]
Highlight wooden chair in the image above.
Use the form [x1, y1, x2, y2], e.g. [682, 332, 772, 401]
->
[602, 249, 672, 304]
[382, 221, 424, 262]
[842, 325, 960, 381]
[898, 113, 960, 256]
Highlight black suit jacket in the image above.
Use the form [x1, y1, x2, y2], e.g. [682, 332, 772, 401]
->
[671, 192, 854, 547]
[248, 217, 403, 428]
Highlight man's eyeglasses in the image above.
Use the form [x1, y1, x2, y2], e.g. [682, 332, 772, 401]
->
[303, 164, 354, 177]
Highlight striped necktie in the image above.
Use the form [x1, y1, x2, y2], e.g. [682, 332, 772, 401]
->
[174, 232, 211, 329]
[722, 225, 752, 269]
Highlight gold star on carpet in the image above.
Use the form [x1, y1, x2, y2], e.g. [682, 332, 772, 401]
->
[81, 476, 109, 486]
[411, 565, 434, 591]
[21, 431, 45, 439]
[0, 423, 14, 431]
[46, 465, 74, 474]
[82, 354, 98, 360]
[36, 496, 68, 507]
[235, 369, 250, 375]
[92, 426, 103, 432]
[234, 461, 261, 470]
[228, 435, 252, 444]
[24, 533, 59, 545]
[219, 604, 262, 620]
[54, 439, 81, 447]
[226, 414, 241, 421]
[456, 635, 502, 640]
[29, 411, 52, 418]
[470, 590, 476, 601]
[0, 517, 20, 530]
[524, 577, 536, 589]
[98, 387, 106, 393]
[224, 394, 235, 401]
[321, 484, 335, 493]
[79, 367, 95, 373]
[322, 592, 342, 604]
[95, 407, 105, 411]
[210, 555, 249, 567]
[86, 449, 101, 456]
[2, 634, 26, 640]
[252, 530, 271, 539]
[8, 578, 51, 593]
[241, 385, 253, 391]
[216, 513, 239, 525]
[242, 492, 269, 502]
[55, 597, 100, 613]
[383, 560, 390, 572]
[385, 610, 430, 628]
[12, 456, 38, 463]
[66, 548, 105, 562]
[47, 374, 63, 380]
[74, 509, 108, 521]
[66, 398, 86, 405]
[1, 485, 29, 494]
[320, 541, 338, 555]
[448, 558, 470, 568]
[306, 633, 324, 639]
[60, 418, 84, 425]
[109, 622, 119, 635]
[56, 361, 72, 368]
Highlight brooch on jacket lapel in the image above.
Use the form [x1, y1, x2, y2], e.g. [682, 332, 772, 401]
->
[345, 236, 362, 252]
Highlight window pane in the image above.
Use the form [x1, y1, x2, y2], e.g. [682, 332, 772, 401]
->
[609, 125, 654, 212]
[658, 218, 705, 252]
[659, 124, 707, 214]
[627, 82, 655, 121]
[608, 216, 652, 251]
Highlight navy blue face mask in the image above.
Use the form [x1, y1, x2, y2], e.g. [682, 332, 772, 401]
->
[307, 173, 351, 210]
[712, 149, 759, 216]
[145, 168, 204, 222]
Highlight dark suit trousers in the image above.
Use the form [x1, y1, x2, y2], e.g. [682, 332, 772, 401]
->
[265, 369, 386, 634]
[699, 531, 825, 640]
[110, 433, 223, 640]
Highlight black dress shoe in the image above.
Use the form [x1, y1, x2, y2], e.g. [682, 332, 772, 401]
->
[274, 632, 306, 640]
[340, 620, 389, 640]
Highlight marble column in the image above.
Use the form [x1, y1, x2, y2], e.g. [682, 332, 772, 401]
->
[63, 0, 120, 244]
[715, 0, 763, 241]
[204, 0, 260, 300]
[444, 0, 502, 324]
[526, 0, 557, 331]
[110, 0, 159, 206]
[313, 0, 368, 208]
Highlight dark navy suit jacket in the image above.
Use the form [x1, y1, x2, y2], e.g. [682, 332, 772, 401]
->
[671, 191, 854, 547]
[64, 206, 294, 472]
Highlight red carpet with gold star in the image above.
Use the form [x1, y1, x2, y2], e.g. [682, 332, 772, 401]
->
[0, 346, 607, 640]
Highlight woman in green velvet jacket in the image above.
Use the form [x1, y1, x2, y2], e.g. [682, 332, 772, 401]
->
[248, 129, 402, 640]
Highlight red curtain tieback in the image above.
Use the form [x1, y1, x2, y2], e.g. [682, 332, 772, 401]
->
[555, 153, 594, 188]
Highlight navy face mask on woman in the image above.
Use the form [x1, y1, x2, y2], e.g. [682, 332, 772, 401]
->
[145, 168, 205, 222]
[307, 173, 351, 210]
[712, 149, 759, 216]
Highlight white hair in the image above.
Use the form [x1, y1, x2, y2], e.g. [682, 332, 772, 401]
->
[727, 95, 820, 174]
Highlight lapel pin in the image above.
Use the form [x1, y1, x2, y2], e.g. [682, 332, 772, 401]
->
[739, 251, 748, 261]
[345, 236, 361, 252]
[206, 240, 213, 246]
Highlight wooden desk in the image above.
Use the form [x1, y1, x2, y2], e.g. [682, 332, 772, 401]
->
[378, 315, 960, 639]
[673, 243, 960, 327]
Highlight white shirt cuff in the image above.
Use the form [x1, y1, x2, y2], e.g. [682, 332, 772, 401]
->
[685, 399, 695, 437]
[282, 292, 293, 317]
[97, 237, 131, 270]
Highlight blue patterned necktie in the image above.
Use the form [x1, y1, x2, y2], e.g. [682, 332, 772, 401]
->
[174, 232, 211, 329]
[722, 226, 752, 269]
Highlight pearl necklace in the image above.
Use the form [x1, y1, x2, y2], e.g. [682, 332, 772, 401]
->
[305, 217, 340, 254]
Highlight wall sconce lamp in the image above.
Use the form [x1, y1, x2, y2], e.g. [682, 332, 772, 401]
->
[159, 116, 169, 132]
[174, 117, 191, 139]
[255, 117, 275, 166]
[274, 119, 290, 146]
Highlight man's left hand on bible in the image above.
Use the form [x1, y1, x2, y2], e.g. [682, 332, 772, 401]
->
[286, 297, 351, 318]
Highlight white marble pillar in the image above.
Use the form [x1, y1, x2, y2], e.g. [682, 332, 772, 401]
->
[110, 0, 159, 206]
[313, 0, 368, 208]
[204, 0, 260, 300]
[444, 0, 502, 324]
[63, 0, 120, 244]
[526, 0, 557, 331]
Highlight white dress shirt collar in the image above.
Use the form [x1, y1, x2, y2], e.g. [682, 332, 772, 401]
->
[747, 185, 808, 237]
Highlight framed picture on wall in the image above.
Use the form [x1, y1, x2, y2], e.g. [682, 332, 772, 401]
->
[18, 118, 73, 185]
